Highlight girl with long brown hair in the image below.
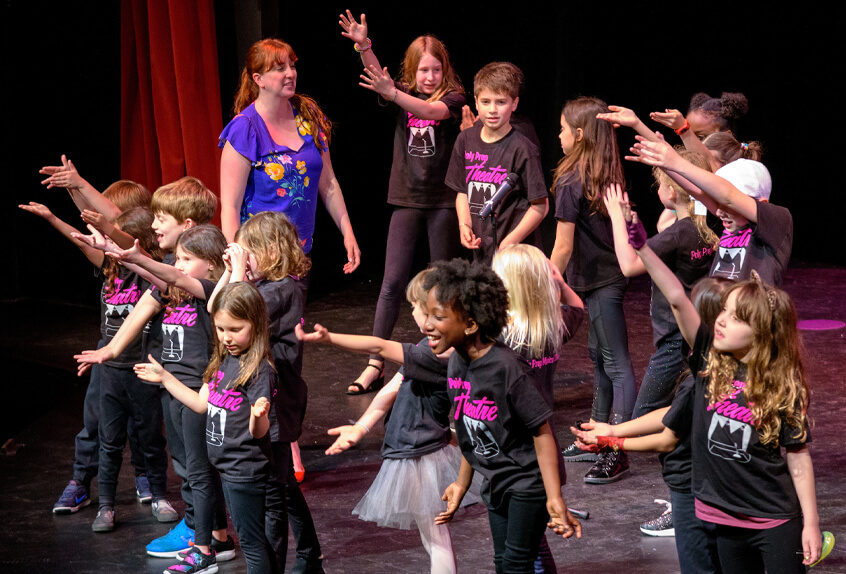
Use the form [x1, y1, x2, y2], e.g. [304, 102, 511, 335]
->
[338, 11, 465, 395]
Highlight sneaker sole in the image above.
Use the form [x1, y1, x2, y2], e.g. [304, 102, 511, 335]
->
[178, 549, 236, 562]
[137, 493, 153, 504]
[92, 522, 115, 533]
[53, 497, 92, 514]
[583, 468, 630, 484]
[640, 527, 675, 537]
[148, 547, 192, 558]
[563, 453, 600, 463]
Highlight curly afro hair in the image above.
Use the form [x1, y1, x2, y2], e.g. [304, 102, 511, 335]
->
[423, 258, 509, 343]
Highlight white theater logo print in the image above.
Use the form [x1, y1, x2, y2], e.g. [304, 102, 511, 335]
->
[102, 277, 141, 336]
[468, 182, 496, 215]
[706, 382, 756, 463]
[408, 126, 435, 157]
[206, 405, 225, 446]
[162, 325, 184, 361]
[713, 229, 752, 280]
[463, 418, 500, 458]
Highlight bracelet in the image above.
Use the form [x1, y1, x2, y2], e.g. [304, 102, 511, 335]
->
[460, 222, 473, 229]
[675, 119, 690, 136]
[354, 421, 371, 434]
[353, 38, 372, 53]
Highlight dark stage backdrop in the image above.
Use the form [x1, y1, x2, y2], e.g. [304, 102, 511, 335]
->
[7, 1, 846, 307]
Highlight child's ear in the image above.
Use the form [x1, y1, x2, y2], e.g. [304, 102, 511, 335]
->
[183, 218, 196, 230]
[511, 96, 519, 111]
[575, 127, 584, 142]
[464, 318, 479, 336]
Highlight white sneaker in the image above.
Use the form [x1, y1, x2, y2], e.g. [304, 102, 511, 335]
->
[639, 499, 674, 537]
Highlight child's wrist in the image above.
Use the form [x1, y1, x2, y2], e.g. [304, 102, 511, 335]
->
[354, 420, 370, 434]
[353, 38, 372, 52]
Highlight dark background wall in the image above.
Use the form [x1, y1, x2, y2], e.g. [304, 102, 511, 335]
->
[6, 1, 845, 309]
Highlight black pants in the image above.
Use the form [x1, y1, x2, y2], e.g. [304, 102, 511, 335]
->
[369, 207, 459, 359]
[286, 450, 324, 573]
[97, 364, 168, 505]
[221, 478, 275, 574]
[73, 341, 145, 486]
[713, 517, 805, 574]
[170, 397, 227, 545]
[488, 492, 549, 574]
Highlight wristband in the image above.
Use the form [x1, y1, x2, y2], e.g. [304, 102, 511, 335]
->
[597, 436, 626, 452]
[354, 421, 371, 434]
[675, 119, 690, 136]
[353, 38, 372, 53]
[625, 216, 648, 250]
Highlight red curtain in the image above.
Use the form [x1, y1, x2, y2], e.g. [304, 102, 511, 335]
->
[121, 0, 223, 220]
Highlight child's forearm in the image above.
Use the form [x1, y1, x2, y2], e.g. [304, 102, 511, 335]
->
[74, 181, 122, 222]
[786, 446, 820, 526]
[533, 422, 563, 501]
[609, 209, 646, 277]
[207, 269, 232, 312]
[499, 199, 548, 247]
[608, 407, 670, 438]
[160, 372, 207, 414]
[551, 221, 575, 274]
[130, 255, 206, 299]
[122, 262, 168, 292]
[250, 412, 270, 439]
[679, 130, 720, 171]
[107, 291, 162, 356]
[46, 212, 105, 267]
[357, 372, 402, 431]
[456, 456, 475, 489]
[107, 227, 138, 250]
[617, 427, 679, 453]
[326, 332, 405, 364]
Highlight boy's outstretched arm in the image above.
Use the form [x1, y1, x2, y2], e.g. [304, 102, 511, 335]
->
[19, 202, 104, 268]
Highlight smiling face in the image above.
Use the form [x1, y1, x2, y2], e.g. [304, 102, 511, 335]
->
[424, 288, 472, 354]
[713, 290, 755, 360]
[475, 88, 518, 134]
[215, 309, 253, 356]
[715, 207, 750, 233]
[254, 55, 297, 99]
[415, 52, 443, 95]
[152, 211, 189, 251]
[174, 245, 214, 280]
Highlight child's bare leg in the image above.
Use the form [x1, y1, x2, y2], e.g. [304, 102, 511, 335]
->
[415, 515, 456, 574]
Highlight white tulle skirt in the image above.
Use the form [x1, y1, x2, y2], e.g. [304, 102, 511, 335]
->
[352, 443, 482, 530]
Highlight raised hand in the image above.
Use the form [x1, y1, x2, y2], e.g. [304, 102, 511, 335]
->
[80, 209, 113, 235]
[251, 397, 271, 418]
[75, 346, 115, 376]
[434, 482, 467, 525]
[547, 497, 583, 539]
[105, 238, 144, 264]
[294, 323, 330, 344]
[626, 133, 680, 169]
[338, 10, 368, 45]
[72, 224, 117, 253]
[460, 105, 478, 131]
[602, 183, 628, 220]
[18, 202, 55, 221]
[597, 105, 639, 129]
[134, 355, 166, 383]
[359, 65, 396, 99]
[225, 243, 248, 277]
[325, 424, 367, 455]
[650, 108, 685, 131]
[39, 154, 84, 190]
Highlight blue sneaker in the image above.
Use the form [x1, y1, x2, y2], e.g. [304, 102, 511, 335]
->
[53, 480, 91, 514]
[147, 518, 195, 558]
[136, 475, 153, 503]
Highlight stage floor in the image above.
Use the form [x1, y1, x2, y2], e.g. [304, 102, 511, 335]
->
[1, 268, 844, 573]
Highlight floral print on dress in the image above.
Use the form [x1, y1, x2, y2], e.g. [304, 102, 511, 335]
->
[253, 149, 313, 210]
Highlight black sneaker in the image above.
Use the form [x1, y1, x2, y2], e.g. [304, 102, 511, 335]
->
[584, 451, 630, 484]
[178, 536, 237, 563]
[562, 442, 599, 463]
[53, 480, 91, 514]
[640, 499, 674, 537]
[166, 546, 218, 574]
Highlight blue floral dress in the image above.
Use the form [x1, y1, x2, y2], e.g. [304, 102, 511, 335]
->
[219, 102, 325, 253]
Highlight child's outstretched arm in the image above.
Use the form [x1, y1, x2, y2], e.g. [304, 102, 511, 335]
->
[604, 184, 647, 277]
[325, 372, 402, 455]
[295, 323, 405, 364]
[649, 109, 721, 171]
[786, 445, 822, 566]
[250, 397, 271, 439]
[435, 456, 474, 525]
[39, 155, 122, 221]
[597, 105, 658, 141]
[73, 226, 167, 292]
[75, 290, 163, 375]
[81, 209, 136, 250]
[570, 407, 671, 444]
[623, 205, 701, 347]
[134, 354, 208, 413]
[19, 202, 104, 268]
[498, 198, 549, 250]
[628, 134, 759, 223]
[534, 422, 582, 539]
[107, 239, 207, 299]
[574, 426, 680, 454]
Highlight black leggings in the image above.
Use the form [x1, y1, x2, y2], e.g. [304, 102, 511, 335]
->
[487, 492, 549, 574]
[369, 207, 459, 359]
[713, 517, 806, 574]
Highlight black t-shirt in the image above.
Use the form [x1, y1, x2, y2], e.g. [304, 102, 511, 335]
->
[686, 325, 808, 518]
[99, 264, 151, 367]
[447, 342, 551, 509]
[205, 354, 275, 482]
[710, 202, 793, 286]
[256, 277, 309, 442]
[145, 253, 175, 361]
[554, 175, 623, 291]
[646, 217, 714, 346]
[151, 279, 216, 388]
[446, 123, 548, 263]
[388, 87, 465, 209]
[660, 374, 696, 492]
[381, 339, 452, 459]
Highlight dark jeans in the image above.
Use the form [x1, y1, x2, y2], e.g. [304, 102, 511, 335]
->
[632, 337, 686, 419]
[671, 490, 721, 574]
[585, 279, 637, 424]
[369, 207, 459, 360]
[97, 365, 167, 505]
[72, 341, 146, 486]
[713, 517, 805, 574]
[221, 478, 275, 574]
[171, 397, 227, 545]
[533, 535, 556, 574]
[488, 492, 550, 574]
[286, 451, 324, 574]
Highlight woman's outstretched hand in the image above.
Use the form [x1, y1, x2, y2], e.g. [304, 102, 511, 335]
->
[338, 10, 368, 45]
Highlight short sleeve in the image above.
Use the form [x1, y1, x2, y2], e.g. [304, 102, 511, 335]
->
[219, 113, 261, 162]
[753, 202, 793, 268]
[402, 340, 447, 385]
[688, 322, 714, 374]
[647, 223, 680, 267]
[519, 140, 549, 203]
[445, 131, 468, 193]
[662, 375, 696, 436]
[246, 362, 276, 406]
[150, 285, 166, 304]
[553, 177, 581, 223]
[199, 278, 216, 301]
[779, 407, 811, 448]
[440, 91, 466, 121]
[560, 305, 587, 344]
[507, 369, 552, 431]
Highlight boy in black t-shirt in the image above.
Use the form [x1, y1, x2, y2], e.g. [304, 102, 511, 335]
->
[446, 62, 548, 264]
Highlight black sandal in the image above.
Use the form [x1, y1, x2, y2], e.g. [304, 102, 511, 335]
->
[347, 362, 385, 395]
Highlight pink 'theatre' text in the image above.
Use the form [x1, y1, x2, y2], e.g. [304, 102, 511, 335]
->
[208, 371, 243, 411]
[163, 304, 198, 327]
